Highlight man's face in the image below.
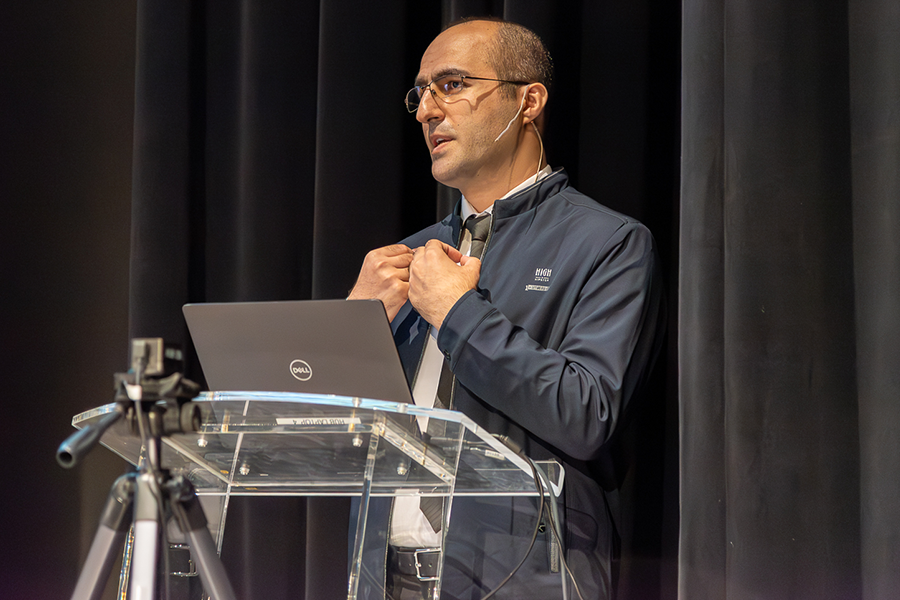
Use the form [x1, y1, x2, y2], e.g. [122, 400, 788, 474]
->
[414, 23, 522, 193]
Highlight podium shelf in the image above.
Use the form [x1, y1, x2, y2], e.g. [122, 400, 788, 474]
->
[72, 391, 563, 498]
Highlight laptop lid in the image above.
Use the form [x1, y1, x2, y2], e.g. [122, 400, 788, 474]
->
[182, 299, 413, 403]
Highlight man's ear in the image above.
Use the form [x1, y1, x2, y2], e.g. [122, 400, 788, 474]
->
[521, 83, 549, 125]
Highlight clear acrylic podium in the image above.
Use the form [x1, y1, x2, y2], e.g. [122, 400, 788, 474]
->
[72, 391, 563, 599]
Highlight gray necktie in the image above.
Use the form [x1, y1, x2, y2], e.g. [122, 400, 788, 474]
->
[463, 213, 492, 260]
[432, 213, 492, 416]
[419, 213, 493, 532]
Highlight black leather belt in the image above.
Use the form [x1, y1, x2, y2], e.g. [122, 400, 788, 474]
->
[389, 546, 442, 581]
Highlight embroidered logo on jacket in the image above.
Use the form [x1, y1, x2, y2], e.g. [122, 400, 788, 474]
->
[525, 268, 553, 292]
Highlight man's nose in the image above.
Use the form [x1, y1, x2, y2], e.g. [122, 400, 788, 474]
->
[416, 88, 443, 123]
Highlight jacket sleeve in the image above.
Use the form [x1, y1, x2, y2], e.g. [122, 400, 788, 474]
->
[435, 222, 664, 461]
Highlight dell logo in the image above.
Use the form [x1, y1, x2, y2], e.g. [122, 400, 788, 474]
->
[289, 359, 312, 381]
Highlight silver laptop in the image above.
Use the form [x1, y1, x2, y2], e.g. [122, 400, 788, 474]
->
[183, 299, 413, 403]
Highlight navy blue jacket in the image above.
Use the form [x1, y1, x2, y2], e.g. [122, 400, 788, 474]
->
[367, 169, 665, 599]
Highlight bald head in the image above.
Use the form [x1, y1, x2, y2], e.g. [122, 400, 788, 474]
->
[444, 19, 553, 98]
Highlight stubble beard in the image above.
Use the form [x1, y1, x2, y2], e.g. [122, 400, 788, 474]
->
[429, 111, 517, 190]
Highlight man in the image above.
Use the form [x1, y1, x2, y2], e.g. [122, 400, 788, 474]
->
[349, 18, 665, 600]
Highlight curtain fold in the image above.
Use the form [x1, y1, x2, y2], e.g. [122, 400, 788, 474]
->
[850, 1, 900, 598]
[130, 0, 194, 343]
[679, 0, 727, 596]
[681, 0, 899, 599]
[312, 0, 413, 300]
[231, 1, 319, 301]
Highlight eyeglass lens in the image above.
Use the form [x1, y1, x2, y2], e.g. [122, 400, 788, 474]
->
[405, 75, 465, 111]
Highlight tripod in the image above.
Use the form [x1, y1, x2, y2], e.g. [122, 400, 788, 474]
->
[59, 338, 236, 600]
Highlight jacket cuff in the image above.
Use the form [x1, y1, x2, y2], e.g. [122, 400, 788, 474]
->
[436, 290, 494, 368]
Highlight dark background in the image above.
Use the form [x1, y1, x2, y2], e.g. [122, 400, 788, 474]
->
[1, 2, 136, 599]
[1, 1, 897, 600]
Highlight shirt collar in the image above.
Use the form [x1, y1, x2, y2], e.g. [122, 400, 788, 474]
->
[461, 165, 553, 221]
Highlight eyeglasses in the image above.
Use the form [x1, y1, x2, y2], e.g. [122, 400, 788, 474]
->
[405, 74, 530, 113]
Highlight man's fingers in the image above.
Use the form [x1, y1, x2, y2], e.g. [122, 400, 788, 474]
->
[350, 244, 415, 303]
[382, 252, 414, 268]
[445, 245, 464, 264]
[366, 245, 414, 269]
[459, 255, 481, 269]
[366, 244, 413, 262]
[416, 239, 458, 263]
[383, 243, 413, 255]
[423, 239, 460, 252]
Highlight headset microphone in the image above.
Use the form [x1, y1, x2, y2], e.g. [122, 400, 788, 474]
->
[494, 91, 528, 143]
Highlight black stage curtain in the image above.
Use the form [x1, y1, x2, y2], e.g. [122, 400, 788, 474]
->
[680, 1, 900, 600]
[130, 0, 669, 599]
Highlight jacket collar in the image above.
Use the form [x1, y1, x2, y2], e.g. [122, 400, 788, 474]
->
[442, 168, 570, 238]
[493, 167, 569, 218]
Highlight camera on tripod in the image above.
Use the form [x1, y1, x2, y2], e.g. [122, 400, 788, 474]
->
[57, 338, 199, 470]
[130, 337, 184, 378]
[114, 338, 202, 440]
[58, 337, 237, 600]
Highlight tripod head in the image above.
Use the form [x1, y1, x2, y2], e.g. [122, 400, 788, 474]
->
[57, 337, 202, 469]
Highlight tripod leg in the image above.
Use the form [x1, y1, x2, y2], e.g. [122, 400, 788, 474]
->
[71, 474, 136, 600]
[130, 470, 162, 600]
[168, 475, 237, 600]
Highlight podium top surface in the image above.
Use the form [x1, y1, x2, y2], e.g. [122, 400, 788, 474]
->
[73, 391, 562, 498]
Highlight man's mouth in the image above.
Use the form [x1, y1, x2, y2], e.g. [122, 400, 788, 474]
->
[430, 134, 453, 151]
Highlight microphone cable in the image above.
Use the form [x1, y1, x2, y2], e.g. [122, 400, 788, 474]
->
[479, 437, 585, 600]
[479, 453, 546, 600]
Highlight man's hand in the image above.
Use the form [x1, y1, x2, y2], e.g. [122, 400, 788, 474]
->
[348, 244, 414, 321]
[408, 240, 481, 330]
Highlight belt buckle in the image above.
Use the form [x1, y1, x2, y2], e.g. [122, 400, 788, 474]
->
[414, 548, 441, 582]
